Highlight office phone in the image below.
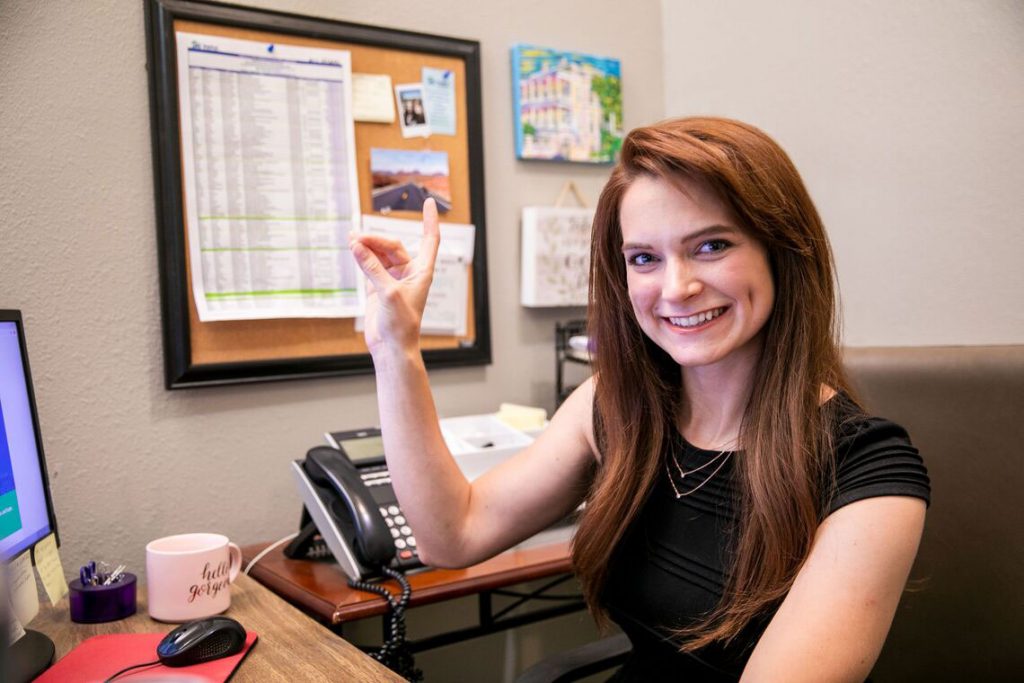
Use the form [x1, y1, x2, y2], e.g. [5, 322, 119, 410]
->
[288, 428, 423, 581]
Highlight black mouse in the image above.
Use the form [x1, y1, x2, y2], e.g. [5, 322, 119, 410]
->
[156, 616, 247, 667]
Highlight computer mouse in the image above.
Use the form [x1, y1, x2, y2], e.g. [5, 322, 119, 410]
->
[156, 616, 247, 667]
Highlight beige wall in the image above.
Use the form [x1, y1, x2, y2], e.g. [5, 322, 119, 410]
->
[662, 0, 1024, 346]
[0, 0, 662, 678]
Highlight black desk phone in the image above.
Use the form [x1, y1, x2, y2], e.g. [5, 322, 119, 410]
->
[288, 428, 423, 580]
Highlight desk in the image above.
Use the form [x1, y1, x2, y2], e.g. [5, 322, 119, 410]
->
[31, 573, 404, 682]
[242, 538, 582, 652]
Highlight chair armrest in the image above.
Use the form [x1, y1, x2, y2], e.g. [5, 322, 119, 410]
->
[515, 632, 632, 683]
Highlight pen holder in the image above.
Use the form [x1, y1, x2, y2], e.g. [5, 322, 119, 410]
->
[69, 573, 137, 623]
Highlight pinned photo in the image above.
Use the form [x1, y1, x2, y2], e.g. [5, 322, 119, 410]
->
[395, 83, 430, 138]
[370, 148, 452, 214]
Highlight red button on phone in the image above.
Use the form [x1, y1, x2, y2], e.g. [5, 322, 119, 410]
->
[399, 550, 413, 559]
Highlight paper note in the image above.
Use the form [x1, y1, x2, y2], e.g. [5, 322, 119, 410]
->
[352, 73, 396, 123]
[5, 599, 26, 645]
[422, 67, 457, 136]
[32, 533, 68, 604]
[8, 549, 39, 626]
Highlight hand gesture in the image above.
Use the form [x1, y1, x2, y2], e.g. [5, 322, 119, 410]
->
[350, 198, 441, 355]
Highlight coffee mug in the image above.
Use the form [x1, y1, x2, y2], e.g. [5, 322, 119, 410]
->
[146, 533, 242, 622]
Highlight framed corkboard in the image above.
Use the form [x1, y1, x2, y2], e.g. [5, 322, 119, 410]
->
[145, 0, 490, 388]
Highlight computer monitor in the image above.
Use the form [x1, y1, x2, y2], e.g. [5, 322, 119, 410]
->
[0, 310, 58, 681]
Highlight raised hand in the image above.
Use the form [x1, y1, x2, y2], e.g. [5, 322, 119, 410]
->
[350, 198, 441, 355]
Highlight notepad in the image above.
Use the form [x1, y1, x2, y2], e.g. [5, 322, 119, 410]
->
[36, 631, 258, 682]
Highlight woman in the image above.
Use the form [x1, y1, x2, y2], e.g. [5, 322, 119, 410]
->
[349, 117, 929, 681]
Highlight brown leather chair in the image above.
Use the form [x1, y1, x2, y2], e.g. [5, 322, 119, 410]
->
[846, 346, 1024, 680]
[519, 346, 1024, 681]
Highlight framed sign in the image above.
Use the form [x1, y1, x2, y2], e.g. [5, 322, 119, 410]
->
[145, 0, 490, 388]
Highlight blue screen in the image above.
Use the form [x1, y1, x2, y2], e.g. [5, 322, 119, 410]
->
[0, 320, 53, 559]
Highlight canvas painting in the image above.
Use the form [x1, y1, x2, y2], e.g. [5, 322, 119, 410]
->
[511, 44, 623, 163]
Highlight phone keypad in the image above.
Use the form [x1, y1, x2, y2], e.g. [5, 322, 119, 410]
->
[361, 467, 420, 567]
[377, 504, 418, 564]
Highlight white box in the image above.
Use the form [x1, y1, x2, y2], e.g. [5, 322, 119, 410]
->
[440, 414, 534, 482]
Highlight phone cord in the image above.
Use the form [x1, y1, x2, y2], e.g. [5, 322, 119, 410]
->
[348, 566, 423, 682]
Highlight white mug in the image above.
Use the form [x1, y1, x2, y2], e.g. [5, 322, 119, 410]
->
[146, 533, 242, 622]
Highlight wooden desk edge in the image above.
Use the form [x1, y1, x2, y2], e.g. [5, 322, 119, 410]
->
[31, 573, 405, 681]
[243, 539, 574, 625]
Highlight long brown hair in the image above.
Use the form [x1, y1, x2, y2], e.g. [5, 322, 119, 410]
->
[573, 117, 855, 649]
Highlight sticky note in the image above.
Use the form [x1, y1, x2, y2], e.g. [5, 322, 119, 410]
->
[32, 533, 68, 604]
[496, 403, 548, 431]
[8, 549, 40, 626]
[352, 73, 396, 123]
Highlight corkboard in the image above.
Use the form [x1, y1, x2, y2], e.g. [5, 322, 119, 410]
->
[145, 0, 490, 387]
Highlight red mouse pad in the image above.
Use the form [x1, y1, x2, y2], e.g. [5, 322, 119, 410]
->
[36, 631, 258, 682]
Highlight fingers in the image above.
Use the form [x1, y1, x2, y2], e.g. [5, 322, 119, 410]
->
[354, 234, 411, 269]
[349, 239, 392, 291]
[417, 198, 441, 268]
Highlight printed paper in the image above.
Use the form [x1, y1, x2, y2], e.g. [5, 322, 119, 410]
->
[176, 33, 364, 321]
[360, 215, 475, 335]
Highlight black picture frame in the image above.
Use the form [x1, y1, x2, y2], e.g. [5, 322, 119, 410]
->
[144, 0, 490, 388]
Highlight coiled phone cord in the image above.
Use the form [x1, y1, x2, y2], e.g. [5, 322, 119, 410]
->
[348, 566, 423, 682]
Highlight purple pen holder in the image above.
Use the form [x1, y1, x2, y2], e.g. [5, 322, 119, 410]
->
[69, 573, 137, 623]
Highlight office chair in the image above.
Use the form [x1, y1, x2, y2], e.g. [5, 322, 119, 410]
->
[515, 632, 632, 683]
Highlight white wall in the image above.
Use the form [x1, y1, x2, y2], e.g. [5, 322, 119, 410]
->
[0, 0, 662, 677]
[662, 0, 1024, 346]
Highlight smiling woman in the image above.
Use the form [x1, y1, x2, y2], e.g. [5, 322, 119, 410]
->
[350, 116, 930, 683]
[573, 118, 930, 681]
[618, 174, 774, 371]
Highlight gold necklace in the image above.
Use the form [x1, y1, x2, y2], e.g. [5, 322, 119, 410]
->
[666, 447, 732, 499]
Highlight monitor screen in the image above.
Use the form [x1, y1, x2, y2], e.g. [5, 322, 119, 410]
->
[0, 313, 57, 560]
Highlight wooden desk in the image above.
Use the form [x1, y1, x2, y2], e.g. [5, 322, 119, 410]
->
[32, 573, 403, 682]
[242, 538, 581, 651]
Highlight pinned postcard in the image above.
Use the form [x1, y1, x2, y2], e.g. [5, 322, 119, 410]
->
[422, 67, 457, 136]
[371, 148, 452, 214]
[395, 83, 430, 138]
[352, 73, 396, 123]
[360, 215, 475, 335]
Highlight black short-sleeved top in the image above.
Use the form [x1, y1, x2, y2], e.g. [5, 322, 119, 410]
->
[601, 394, 931, 682]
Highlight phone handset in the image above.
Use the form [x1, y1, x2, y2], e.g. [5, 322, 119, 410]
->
[303, 446, 394, 567]
[293, 446, 424, 680]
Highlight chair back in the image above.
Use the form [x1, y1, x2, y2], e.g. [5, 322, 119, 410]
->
[844, 346, 1024, 680]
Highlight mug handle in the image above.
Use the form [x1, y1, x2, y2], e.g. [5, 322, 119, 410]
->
[227, 542, 242, 583]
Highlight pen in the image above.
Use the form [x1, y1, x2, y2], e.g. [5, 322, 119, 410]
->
[103, 565, 126, 585]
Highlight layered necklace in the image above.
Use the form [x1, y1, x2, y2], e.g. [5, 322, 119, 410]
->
[666, 442, 734, 499]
